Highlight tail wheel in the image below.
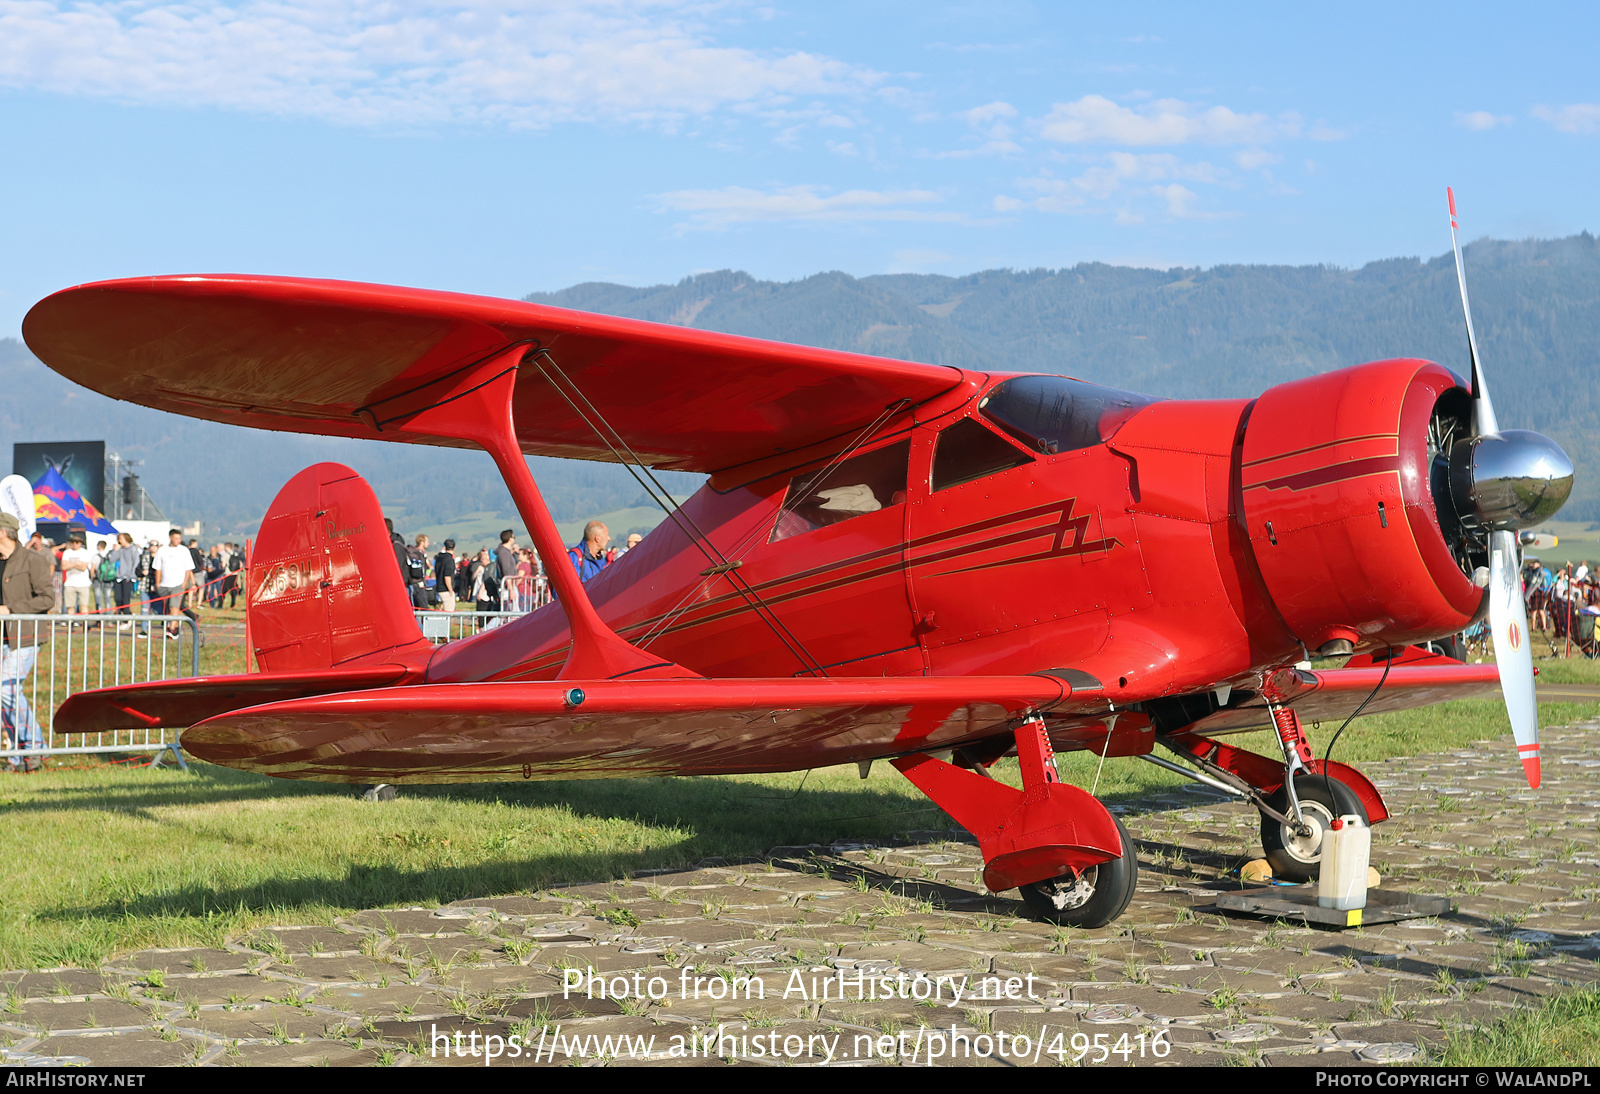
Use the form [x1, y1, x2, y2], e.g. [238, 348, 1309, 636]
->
[1259, 775, 1368, 882]
[1017, 814, 1138, 928]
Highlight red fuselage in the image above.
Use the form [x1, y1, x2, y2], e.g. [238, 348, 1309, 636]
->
[429, 357, 1484, 718]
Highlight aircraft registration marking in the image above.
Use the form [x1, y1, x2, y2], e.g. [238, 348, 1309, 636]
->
[255, 557, 322, 602]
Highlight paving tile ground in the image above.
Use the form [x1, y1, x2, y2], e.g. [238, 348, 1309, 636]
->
[2, 724, 1596, 1068]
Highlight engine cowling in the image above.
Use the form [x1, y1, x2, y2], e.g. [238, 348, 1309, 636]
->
[1239, 359, 1488, 654]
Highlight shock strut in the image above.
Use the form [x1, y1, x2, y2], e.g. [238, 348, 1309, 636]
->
[1266, 699, 1314, 834]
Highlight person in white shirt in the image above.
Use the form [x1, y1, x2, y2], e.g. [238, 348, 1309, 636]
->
[153, 528, 197, 639]
[60, 534, 95, 617]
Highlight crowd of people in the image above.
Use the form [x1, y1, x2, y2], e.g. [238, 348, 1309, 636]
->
[1523, 558, 1600, 656]
[386, 519, 644, 613]
[29, 527, 245, 636]
[16, 515, 650, 630]
[0, 515, 647, 772]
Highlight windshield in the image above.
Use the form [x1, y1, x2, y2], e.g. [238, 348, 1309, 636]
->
[979, 375, 1158, 455]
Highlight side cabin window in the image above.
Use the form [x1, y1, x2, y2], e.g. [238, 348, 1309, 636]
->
[979, 375, 1158, 455]
[769, 440, 910, 543]
[931, 416, 1034, 491]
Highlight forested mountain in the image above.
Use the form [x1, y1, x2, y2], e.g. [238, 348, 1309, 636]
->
[531, 234, 1600, 520]
[4, 233, 1596, 534]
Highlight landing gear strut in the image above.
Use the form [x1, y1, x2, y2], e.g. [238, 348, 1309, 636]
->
[893, 715, 1134, 926]
[1155, 699, 1388, 883]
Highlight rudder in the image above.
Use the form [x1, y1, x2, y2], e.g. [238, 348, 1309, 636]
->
[250, 463, 427, 673]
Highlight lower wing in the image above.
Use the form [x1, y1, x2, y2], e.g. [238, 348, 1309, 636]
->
[1181, 656, 1502, 737]
[182, 676, 1075, 783]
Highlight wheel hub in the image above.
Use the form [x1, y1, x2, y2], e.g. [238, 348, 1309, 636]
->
[1281, 801, 1334, 863]
[1034, 866, 1099, 911]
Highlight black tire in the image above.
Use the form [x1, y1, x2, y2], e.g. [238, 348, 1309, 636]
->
[1259, 775, 1368, 882]
[1018, 814, 1138, 928]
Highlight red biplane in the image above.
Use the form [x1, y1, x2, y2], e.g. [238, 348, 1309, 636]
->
[22, 193, 1573, 927]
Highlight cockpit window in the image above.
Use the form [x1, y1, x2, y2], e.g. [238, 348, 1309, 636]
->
[932, 416, 1034, 491]
[769, 440, 910, 543]
[979, 375, 1158, 455]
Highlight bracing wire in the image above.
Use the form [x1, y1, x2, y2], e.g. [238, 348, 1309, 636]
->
[524, 348, 830, 675]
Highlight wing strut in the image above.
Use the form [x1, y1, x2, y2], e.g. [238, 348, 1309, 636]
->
[527, 347, 831, 677]
[361, 343, 698, 682]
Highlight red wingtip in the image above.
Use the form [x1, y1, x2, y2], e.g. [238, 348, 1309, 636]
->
[1521, 755, 1541, 789]
[1448, 186, 1457, 216]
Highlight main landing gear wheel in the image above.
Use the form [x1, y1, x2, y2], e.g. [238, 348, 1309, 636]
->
[1259, 775, 1368, 882]
[1018, 815, 1138, 928]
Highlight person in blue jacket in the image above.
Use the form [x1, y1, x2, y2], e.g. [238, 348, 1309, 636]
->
[569, 521, 611, 583]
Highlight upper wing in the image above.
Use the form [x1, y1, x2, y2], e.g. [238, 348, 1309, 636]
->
[22, 275, 966, 474]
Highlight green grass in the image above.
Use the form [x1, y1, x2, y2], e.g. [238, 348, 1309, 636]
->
[0, 748, 1196, 970]
[1527, 655, 1600, 685]
[1432, 988, 1600, 1066]
[0, 762, 893, 967]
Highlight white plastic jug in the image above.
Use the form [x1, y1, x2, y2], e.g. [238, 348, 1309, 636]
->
[1317, 814, 1370, 911]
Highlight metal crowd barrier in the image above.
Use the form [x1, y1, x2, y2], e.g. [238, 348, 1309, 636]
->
[0, 613, 200, 768]
[497, 575, 552, 613]
[414, 610, 530, 644]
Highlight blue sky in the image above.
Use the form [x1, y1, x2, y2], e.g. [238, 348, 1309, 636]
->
[2, 1, 1597, 336]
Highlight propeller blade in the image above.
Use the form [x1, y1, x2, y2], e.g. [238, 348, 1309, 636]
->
[1488, 529, 1539, 788]
[1452, 191, 1539, 788]
[1447, 186, 1499, 435]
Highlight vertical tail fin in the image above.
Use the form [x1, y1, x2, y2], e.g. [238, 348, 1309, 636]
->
[250, 463, 428, 673]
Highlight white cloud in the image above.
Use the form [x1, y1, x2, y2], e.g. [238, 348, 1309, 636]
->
[1532, 103, 1600, 134]
[1036, 94, 1299, 146]
[926, 139, 1022, 160]
[999, 153, 1229, 219]
[1155, 183, 1224, 219]
[926, 98, 1021, 159]
[1456, 111, 1511, 131]
[957, 100, 1017, 127]
[1233, 149, 1281, 170]
[0, 0, 883, 128]
[656, 184, 959, 230]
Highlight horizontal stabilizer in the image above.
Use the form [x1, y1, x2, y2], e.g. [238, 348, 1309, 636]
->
[53, 666, 417, 734]
[183, 676, 1071, 783]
